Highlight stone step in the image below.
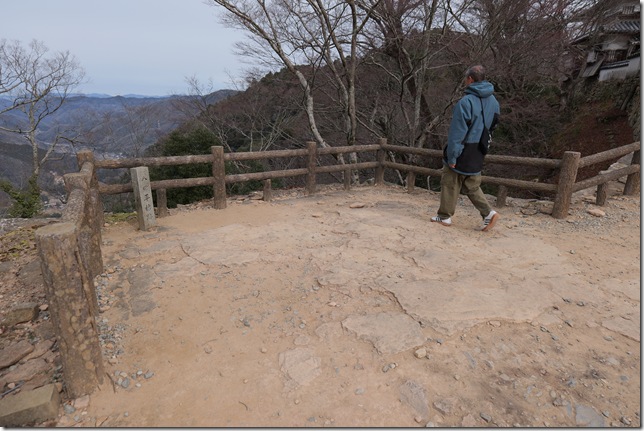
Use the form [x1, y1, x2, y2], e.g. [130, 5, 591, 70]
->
[0, 383, 60, 426]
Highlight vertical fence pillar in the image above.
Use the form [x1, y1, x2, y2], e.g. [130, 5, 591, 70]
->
[35, 222, 105, 398]
[375, 138, 386, 186]
[306, 141, 317, 195]
[263, 179, 272, 202]
[156, 189, 168, 217]
[344, 168, 352, 191]
[596, 183, 608, 206]
[623, 149, 640, 195]
[211, 146, 227, 209]
[496, 185, 508, 207]
[406, 172, 416, 193]
[552, 151, 581, 219]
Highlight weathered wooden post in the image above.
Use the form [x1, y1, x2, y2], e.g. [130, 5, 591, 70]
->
[35, 222, 105, 397]
[552, 151, 581, 219]
[263, 179, 272, 202]
[212, 146, 227, 209]
[156, 189, 168, 217]
[306, 141, 317, 195]
[623, 149, 640, 195]
[496, 185, 508, 207]
[596, 183, 608, 206]
[344, 168, 352, 191]
[130, 167, 157, 231]
[375, 138, 386, 186]
[406, 172, 416, 193]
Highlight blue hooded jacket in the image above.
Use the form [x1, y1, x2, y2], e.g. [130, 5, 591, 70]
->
[444, 81, 500, 175]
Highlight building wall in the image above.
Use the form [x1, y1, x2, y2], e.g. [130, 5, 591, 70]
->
[598, 57, 641, 81]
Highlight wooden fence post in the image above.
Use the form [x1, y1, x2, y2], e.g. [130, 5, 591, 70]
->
[263, 179, 272, 202]
[156, 189, 168, 217]
[595, 183, 608, 206]
[35, 222, 105, 398]
[306, 141, 317, 195]
[623, 149, 640, 195]
[406, 172, 416, 193]
[375, 138, 386, 186]
[344, 168, 352, 190]
[496, 185, 508, 207]
[552, 151, 581, 219]
[211, 146, 227, 209]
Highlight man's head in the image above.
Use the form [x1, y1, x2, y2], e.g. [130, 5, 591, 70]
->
[465, 65, 486, 85]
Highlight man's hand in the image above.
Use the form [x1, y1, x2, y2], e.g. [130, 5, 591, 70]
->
[449, 164, 456, 168]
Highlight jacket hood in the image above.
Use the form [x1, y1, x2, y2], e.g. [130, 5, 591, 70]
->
[464, 81, 495, 98]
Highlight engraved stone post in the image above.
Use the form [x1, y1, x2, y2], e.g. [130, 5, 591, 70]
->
[130, 167, 156, 230]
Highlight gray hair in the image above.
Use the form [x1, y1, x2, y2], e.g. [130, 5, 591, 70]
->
[466, 65, 486, 82]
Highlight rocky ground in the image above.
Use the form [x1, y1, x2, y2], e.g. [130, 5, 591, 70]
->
[0, 175, 640, 427]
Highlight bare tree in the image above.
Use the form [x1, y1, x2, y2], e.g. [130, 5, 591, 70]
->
[0, 39, 85, 178]
[209, 1, 380, 148]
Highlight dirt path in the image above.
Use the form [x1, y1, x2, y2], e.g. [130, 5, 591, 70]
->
[65, 183, 639, 427]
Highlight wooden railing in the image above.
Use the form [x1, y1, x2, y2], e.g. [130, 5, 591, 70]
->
[93, 139, 640, 219]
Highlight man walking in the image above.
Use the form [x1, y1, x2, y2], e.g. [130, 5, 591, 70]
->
[431, 65, 500, 231]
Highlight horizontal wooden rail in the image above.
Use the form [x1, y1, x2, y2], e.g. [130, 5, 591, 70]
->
[95, 154, 212, 169]
[383, 160, 441, 177]
[381, 143, 562, 168]
[316, 161, 379, 174]
[384, 160, 558, 193]
[318, 144, 380, 155]
[225, 168, 309, 183]
[578, 141, 640, 168]
[225, 148, 308, 161]
[573, 163, 640, 191]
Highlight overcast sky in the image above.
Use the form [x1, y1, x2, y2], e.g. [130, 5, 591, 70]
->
[4, 0, 247, 96]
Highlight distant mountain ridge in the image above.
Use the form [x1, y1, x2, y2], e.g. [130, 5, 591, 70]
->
[0, 89, 237, 208]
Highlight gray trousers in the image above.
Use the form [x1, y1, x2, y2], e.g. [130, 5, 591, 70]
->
[437, 166, 492, 219]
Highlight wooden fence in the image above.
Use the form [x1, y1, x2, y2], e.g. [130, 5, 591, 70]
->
[32, 140, 639, 396]
[94, 138, 640, 219]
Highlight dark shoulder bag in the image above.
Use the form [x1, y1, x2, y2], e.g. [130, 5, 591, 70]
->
[478, 98, 491, 155]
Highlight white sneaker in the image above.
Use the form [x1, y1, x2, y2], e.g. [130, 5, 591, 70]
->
[431, 215, 452, 226]
[482, 210, 499, 232]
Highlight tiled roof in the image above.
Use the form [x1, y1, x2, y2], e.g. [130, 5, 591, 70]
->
[602, 20, 640, 33]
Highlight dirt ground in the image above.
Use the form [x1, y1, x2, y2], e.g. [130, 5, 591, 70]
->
[1, 178, 641, 427]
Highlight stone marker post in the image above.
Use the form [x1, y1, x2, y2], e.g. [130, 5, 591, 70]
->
[130, 166, 157, 231]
